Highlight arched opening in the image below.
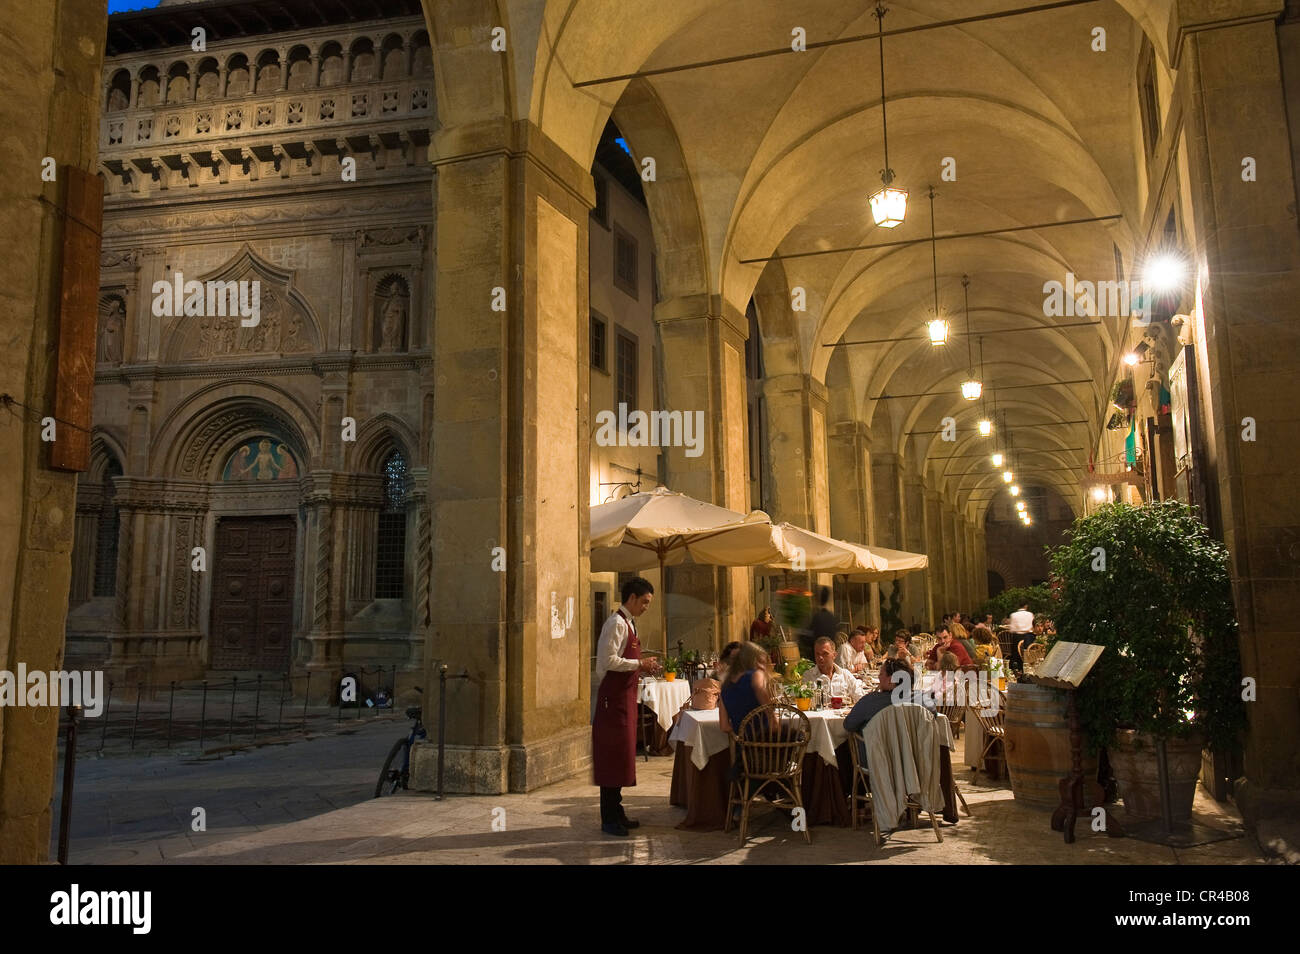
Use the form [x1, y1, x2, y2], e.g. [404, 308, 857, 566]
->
[375, 449, 409, 599]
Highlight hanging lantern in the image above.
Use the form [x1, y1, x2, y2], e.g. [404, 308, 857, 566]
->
[1010, 484, 1021, 496]
[927, 317, 949, 345]
[978, 419, 992, 437]
[1016, 501, 1026, 512]
[960, 378, 982, 401]
[870, 185, 908, 228]
[991, 452, 1004, 467]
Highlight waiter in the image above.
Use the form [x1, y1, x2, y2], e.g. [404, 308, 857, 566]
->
[593, 576, 657, 836]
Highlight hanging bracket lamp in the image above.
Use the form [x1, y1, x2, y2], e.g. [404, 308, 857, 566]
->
[959, 275, 982, 400]
[869, 3, 907, 228]
[925, 187, 948, 345]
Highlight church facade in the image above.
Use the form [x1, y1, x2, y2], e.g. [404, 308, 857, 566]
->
[71, 0, 435, 695]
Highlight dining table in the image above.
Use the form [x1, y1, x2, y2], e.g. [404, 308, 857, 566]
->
[638, 676, 691, 755]
[667, 699, 959, 831]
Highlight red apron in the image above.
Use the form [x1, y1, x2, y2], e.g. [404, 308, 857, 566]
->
[592, 610, 640, 788]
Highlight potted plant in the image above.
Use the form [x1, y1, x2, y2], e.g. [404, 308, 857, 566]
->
[787, 683, 814, 711]
[662, 656, 679, 682]
[1047, 500, 1245, 821]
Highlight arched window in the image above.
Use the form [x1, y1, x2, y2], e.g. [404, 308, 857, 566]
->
[375, 450, 408, 598]
[93, 458, 123, 597]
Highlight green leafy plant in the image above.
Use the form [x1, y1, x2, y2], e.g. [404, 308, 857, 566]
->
[786, 682, 814, 699]
[1047, 500, 1244, 754]
[662, 656, 679, 675]
[975, 585, 1056, 625]
[776, 588, 812, 627]
[782, 657, 814, 682]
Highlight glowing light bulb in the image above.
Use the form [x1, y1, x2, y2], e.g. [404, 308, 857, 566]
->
[978, 419, 992, 437]
[991, 453, 1004, 467]
[927, 318, 949, 346]
[1002, 471, 1013, 483]
[1091, 487, 1106, 502]
[1010, 484, 1021, 496]
[961, 379, 982, 401]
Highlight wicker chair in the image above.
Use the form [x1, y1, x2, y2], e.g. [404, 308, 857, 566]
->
[1022, 642, 1047, 672]
[851, 706, 946, 844]
[724, 703, 812, 846]
[847, 730, 884, 846]
[971, 692, 1007, 778]
[910, 632, 936, 658]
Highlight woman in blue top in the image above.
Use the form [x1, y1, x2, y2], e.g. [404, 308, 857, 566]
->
[719, 641, 777, 737]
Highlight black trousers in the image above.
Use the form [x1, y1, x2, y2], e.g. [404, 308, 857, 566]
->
[599, 786, 624, 824]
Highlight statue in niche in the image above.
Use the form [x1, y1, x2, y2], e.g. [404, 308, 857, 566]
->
[196, 318, 220, 358]
[281, 313, 307, 353]
[99, 299, 124, 363]
[379, 291, 407, 351]
[107, 87, 128, 111]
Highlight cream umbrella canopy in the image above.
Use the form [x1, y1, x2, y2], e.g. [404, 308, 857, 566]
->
[589, 487, 792, 652]
[842, 546, 929, 582]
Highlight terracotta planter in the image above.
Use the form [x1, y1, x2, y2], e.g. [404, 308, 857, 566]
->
[664, 672, 676, 682]
[1108, 729, 1203, 821]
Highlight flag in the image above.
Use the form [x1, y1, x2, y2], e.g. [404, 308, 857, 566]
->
[1125, 416, 1137, 466]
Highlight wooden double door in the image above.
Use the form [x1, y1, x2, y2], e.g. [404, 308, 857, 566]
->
[210, 516, 296, 671]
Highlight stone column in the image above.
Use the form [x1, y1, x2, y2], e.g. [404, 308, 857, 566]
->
[902, 471, 929, 629]
[923, 488, 944, 628]
[1172, 0, 1300, 824]
[827, 420, 871, 629]
[656, 302, 755, 649]
[410, 117, 594, 795]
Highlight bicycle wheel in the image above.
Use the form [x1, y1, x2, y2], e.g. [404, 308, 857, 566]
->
[374, 737, 409, 798]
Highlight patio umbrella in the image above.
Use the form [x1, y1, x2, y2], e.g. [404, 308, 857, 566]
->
[589, 487, 793, 652]
[842, 545, 929, 582]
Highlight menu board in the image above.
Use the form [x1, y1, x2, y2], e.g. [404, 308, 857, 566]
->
[1030, 641, 1104, 689]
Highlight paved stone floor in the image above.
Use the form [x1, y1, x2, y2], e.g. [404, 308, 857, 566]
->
[56, 721, 1269, 865]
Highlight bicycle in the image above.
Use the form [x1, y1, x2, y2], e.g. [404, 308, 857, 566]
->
[374, 687, 424, 797]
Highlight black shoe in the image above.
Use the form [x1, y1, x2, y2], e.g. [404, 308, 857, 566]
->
[620, 817, 640, 829]
[601, 821, 629, 837]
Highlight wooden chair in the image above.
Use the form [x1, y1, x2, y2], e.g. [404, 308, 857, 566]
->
[724, 703, 812, 846]
[855, 705, 946, 844]
[1022, 642, 1047, 672]
[847, 730, 884, 846]
[637, 691, 660, 762]
[970, 692, 1007, 778]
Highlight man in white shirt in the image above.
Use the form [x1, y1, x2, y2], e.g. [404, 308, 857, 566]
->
[1008, 603, 1035, 668]
[805, 636, 863, 704]
[837, 628, 870, 674]
[592, 577, 658, 837]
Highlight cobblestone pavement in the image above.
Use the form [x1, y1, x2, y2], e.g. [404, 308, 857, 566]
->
[57, 726, 1268, 865]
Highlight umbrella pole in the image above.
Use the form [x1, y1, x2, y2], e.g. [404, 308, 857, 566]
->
[846, 576, 853, 630]
[660, 552, 668, 656]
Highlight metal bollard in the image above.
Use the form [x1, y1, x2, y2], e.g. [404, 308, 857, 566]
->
[252, 674, 262, 742]
[57, 706, 81, 865]
[130, 682, 143, 753]
[302, 671, 311, 731]
[166, 681, 176, 749]
[198, 680, 209, 751]
[99, 682, 113, 754]
[277, 676, 286, 735]
[228, 676, 238, 743]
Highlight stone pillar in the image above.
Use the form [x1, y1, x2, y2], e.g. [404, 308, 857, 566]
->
[1171, 0, 1300, 825]
[923, 488, 944, 628]
[409, 117, 594, 795]
[871, 452, 903, 630]
[827, 420, 871, 630]
[902, 471, 928, 629]
[974, 525, 988, 605]
[657, 305, 755, 649]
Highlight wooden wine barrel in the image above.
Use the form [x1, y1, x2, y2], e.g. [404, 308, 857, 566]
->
[1004, 682, 1097, 810]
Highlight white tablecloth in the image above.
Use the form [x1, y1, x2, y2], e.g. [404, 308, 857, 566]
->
[667, 707, 853, 770]
[639, 677, 691, 731]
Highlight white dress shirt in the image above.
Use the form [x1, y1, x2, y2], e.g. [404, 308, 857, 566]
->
[1009, 609, 1035, 634]
[838, 642, 868, 673]
[803, 663, 863, 703]
[595, 610, 640, 681]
